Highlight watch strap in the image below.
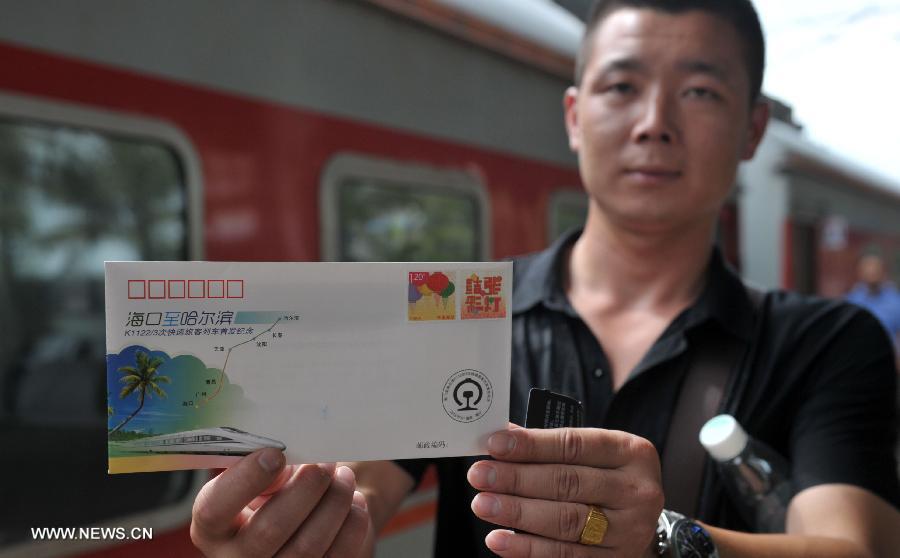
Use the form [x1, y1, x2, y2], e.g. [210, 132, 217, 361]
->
[656, 509, 718, 558]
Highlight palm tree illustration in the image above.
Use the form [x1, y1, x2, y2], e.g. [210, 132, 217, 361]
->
[108, 350, 171, 435]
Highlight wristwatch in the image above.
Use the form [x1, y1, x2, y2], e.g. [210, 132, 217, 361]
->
[655, 509, 718, 557]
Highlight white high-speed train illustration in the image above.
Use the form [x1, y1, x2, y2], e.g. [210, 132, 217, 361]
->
[116, 427, 286, 455]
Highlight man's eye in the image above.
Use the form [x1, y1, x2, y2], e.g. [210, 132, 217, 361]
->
[685, 87, 720, 100]
[606, 83, 635, 95]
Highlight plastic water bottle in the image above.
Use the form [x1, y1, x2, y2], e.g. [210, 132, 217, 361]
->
[699, 414, 793, 533]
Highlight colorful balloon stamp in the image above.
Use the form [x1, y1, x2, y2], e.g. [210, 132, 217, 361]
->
[408, 271, 457, 321]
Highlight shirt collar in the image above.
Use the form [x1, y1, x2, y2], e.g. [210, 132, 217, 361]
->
[512, 228, 757, 341]
[512, 227, 580, 316]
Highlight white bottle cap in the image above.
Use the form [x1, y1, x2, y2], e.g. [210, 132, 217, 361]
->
[699, 414, 748, 462]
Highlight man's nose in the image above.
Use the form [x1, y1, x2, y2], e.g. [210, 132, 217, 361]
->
[632, 89, 677, 144]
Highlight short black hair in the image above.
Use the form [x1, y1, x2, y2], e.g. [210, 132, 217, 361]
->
[575, 0, 766, 103]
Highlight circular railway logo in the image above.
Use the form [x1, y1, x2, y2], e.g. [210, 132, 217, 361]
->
[442, 369, 493, 423]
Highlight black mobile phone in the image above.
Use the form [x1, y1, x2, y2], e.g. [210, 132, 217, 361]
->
[525, 388, 584, 429]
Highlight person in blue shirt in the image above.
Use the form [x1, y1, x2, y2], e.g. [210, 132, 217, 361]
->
[846, 253, 900, 348]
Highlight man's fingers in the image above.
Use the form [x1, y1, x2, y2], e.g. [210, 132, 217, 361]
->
[191, 448, 287, 542]
[261, 464, 300, 496]
[471, 493, 606, 545]
[321, 502, 371, 558]
[247, 464, 305, 511]
[472, 492, 661, 555]
[467, 461, 654, 510]
[237, 462, 337, 556]
[247, 493, 271, 512]
[486, 427, 657, 470]
[273, 465, 357, 556]
[484, 529, 616, 558]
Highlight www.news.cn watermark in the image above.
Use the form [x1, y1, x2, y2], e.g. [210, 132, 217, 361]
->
[31, 527, 153, 541]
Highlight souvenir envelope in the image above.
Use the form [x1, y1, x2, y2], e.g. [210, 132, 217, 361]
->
[105, 262, 511, 473]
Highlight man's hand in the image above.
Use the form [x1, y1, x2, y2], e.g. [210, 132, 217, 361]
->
[467, 424, 664, 558]
[191, 448, 371, 557]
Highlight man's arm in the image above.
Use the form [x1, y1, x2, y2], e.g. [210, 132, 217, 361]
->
[706, 483, 900, 558]
[190, 450, 413, 557]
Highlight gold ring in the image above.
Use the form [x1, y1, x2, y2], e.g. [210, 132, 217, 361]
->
[579, 505, 609, 546]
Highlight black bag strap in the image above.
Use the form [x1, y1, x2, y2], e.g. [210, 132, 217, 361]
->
[661, 286, 765, 516]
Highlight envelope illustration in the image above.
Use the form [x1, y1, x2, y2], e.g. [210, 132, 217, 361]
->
[105, 262, 511, 474]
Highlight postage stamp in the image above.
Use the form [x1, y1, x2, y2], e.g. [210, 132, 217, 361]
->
[408, 271, 457, 321]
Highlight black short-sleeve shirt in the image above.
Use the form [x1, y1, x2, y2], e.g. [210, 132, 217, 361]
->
[395, 229, 899, 557]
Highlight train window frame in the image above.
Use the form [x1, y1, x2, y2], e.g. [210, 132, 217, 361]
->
[320, 152, 491, 262]
[547, 188, 588, 243]
[0, 90, 206, 557]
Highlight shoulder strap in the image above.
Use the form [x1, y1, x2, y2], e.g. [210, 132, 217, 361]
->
[661, 286, 764, 515]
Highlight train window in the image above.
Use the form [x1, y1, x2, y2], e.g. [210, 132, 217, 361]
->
[548, 189, 588, 242]
[0, 112, 199, 547]
[321, 153, 489, 262]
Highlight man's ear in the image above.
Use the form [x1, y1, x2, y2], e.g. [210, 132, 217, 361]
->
[563, 86, 580, 153]
[742, 99, 770, 160]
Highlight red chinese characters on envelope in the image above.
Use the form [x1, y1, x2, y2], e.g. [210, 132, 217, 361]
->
[461, 273, 506, 320]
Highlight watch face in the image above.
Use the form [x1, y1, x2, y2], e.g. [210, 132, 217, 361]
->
[672, 520, 716, 558]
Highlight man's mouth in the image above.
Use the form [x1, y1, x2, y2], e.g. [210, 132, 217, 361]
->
[624, 167, 683, 183]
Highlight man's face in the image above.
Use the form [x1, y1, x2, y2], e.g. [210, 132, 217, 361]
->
[564, 9, 769, 233]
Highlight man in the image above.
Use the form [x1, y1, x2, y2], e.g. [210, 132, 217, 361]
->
[847, 253, 900, 349]
[190, 1, 900, 556]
